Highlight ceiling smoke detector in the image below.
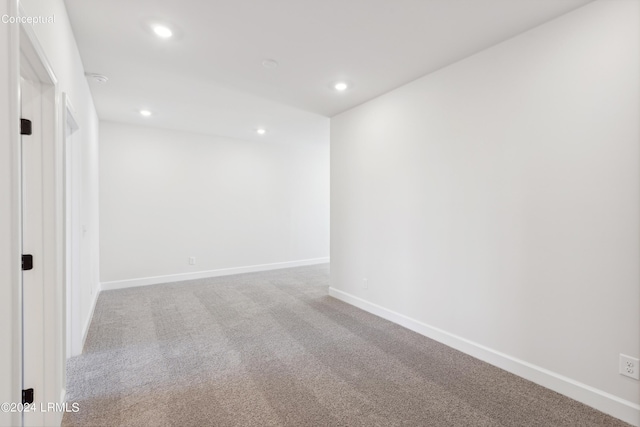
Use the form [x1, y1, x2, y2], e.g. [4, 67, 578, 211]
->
[85, 73, 109, 85]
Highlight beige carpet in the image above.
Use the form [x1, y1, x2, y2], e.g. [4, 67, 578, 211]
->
[63, 264, 630, 426]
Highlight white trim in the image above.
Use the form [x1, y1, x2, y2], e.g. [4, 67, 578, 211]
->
[81, 284, 101, 352]
[101, 257, 330, 291]
[19, 4, 57, 86]
[0, 1, 23, 426]
[63, 92, 83, 359]
[328, 287, 640, 426]
[63, 94, 79, 133]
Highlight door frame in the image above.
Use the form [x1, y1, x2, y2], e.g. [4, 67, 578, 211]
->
[62, 93, 81, 361]
[19, 5, 65, 426]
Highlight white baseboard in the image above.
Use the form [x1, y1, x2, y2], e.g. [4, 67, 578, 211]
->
[81, 283, 101, 352]
[100, 257, 330, 291]
[328, 287, 640, 426]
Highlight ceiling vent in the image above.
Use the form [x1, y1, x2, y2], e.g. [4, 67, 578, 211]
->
[85, 72, 109, 85]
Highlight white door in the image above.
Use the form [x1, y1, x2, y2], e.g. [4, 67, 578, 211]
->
[20, 23, 65, 426]
[20, 65, 47, 427]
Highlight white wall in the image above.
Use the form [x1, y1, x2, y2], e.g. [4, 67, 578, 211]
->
[99, 121, 329, 285]
[331, 0, 639, 423]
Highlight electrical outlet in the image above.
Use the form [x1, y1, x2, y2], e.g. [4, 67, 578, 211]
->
[188, 257, 196, 265]
[363, 278, 368, 289]
[619, 354, 639, 380]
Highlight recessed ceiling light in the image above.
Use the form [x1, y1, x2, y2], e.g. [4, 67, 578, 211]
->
[262, 59, 279, 69]
[140, 110, 152, 117]
[334, 82, 348, 91]
[152, 25, 173, 39]
[256, 128, 266, 135]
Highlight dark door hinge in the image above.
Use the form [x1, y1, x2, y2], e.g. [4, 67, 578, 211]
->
[22, 254, 33, 271]
[21, 119, 32, 136]
[22, 388, 34, 405]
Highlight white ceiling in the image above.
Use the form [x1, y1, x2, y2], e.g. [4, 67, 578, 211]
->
[64, 0, 593, 144]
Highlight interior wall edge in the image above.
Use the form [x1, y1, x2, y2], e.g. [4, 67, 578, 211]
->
[79, 283, 101, 357]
